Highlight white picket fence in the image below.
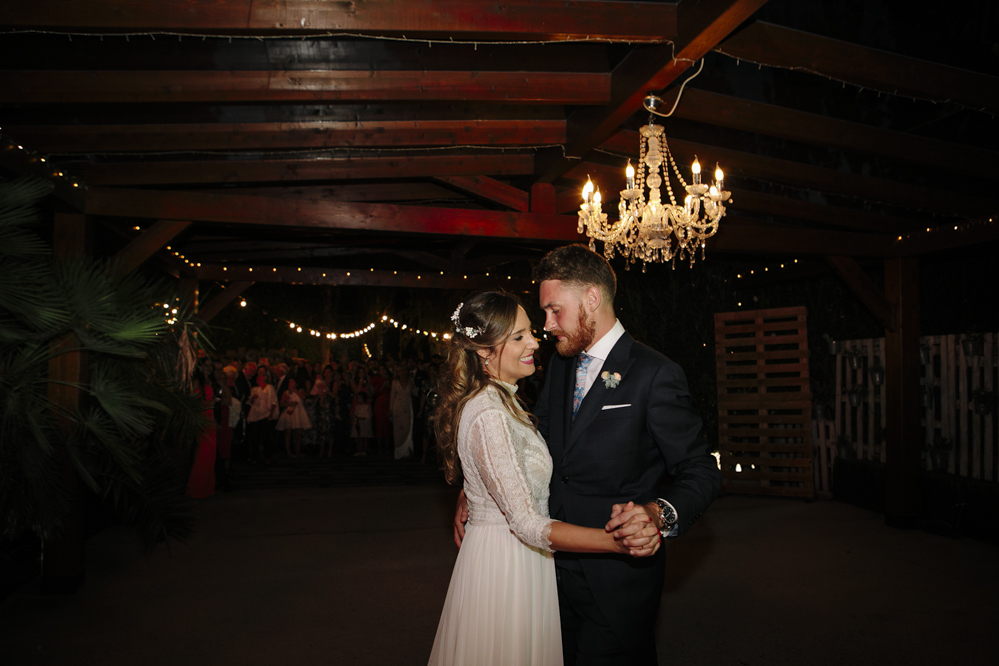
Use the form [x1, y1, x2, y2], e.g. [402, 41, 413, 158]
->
[812, 333, 999, 496]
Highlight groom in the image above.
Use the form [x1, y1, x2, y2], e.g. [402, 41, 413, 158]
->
[455, 244, 721, 665]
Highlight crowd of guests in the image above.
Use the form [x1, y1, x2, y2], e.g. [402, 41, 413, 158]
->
[184, 353, 454, 499]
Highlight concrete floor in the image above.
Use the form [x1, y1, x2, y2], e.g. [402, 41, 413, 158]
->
[1, 487, 997, 666]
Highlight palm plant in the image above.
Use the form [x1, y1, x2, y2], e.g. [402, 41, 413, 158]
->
[0, 176, 207, 552]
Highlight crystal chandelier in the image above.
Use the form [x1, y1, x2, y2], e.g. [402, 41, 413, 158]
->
[578, 93, 731, 270]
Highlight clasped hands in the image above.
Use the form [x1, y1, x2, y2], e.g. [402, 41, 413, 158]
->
[605, 500, 662, 558]
[452, 491, 661, 558]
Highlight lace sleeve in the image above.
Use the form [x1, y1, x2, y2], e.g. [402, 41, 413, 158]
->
[466, 409, 555, 551]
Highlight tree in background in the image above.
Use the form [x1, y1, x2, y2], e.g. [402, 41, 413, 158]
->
[0, 176, 207, 552]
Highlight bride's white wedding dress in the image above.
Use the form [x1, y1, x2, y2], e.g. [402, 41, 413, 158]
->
[429, 382, 562, 666]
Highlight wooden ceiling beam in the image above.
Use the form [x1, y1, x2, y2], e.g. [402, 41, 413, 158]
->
[825, 255, 898, 331]
[717, 21, 999, 114]
[435, 176, 529, 211]
[76, 153, 535, 186]
[113, 219, 191, 275]
[83, 186, 914, 257]
[597, 131, 996, 218]
[667, 88, 999, 178]
[893, 215, 999, 257]
[536, 0, 770, 183]
[85, 187, 581, 241]
[196, 183, 467, 203]
[197, 281, 253, 324]
[9, 120, 566, 153]
[0, 70, 610, 105]
[194, 265, 533, 291]
[707, 217, 894, 257]
[0, 1, 677, 41]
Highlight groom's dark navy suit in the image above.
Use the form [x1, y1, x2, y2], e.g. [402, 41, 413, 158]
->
[535, 331, 721, 665]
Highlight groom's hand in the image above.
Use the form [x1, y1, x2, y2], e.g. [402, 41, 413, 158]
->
[453, 489, 469, 549]
[605, 501, 662, 557]
[605, 500, 660, 533]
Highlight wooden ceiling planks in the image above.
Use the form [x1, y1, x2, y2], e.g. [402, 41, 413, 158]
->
[2, 0, 996, 270]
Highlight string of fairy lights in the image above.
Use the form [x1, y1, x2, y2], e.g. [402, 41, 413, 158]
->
[234, 294, 454, 342]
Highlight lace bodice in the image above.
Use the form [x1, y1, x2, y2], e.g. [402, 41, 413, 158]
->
[458, 383, 556, 551]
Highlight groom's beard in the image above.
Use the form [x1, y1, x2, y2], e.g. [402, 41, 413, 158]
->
[555, 304, 596, 357]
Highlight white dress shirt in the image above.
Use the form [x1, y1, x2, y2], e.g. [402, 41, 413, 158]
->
[580, 319, 626, 399]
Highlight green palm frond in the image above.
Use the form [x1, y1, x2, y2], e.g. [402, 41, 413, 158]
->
[89, 363, 168, 440]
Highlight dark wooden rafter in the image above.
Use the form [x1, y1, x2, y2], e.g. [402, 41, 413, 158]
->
[85, 187, 581, 241]
[112, 219, 191, 275]
[195, 265, 533, 291]
[530, 183, 556, 213]
[0, 70, 610, 105]
[824, 255, 898, 331]
[197, 281, 253, 324]
[893, 214, 999, 257]
[435, 176, 529, 211]
[76, 153, 535, 186]
[197, 183, 468, 203]
[0, 1, 678, 41]
[708, 218, 893, 257]
[665, 88, 999, 178]
[536, 0, 771, 183]
[717, 21, 999, 114]
[596, 131, 998, 218]
[10, 119, 566, 153]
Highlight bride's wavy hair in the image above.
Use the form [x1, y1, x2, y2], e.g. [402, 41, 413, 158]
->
[435, 291, 536, 484]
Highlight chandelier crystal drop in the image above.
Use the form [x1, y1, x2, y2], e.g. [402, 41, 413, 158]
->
[578, 96, 731, 270]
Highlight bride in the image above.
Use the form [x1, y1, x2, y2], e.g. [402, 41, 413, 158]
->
[428, 292, 660, 666]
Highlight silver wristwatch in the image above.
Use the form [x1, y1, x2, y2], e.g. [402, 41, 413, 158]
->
[655, 499, 677, 539]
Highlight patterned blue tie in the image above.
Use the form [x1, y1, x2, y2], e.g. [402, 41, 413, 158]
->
[573, 352, 593, 418]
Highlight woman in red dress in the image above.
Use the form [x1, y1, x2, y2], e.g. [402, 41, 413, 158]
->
[186, 371, 217, 499]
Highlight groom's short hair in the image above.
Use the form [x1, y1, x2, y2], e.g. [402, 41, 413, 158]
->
[532, 244, 616, 304]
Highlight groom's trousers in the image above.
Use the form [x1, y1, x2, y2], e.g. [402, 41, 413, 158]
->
[556, 559, 658, 666]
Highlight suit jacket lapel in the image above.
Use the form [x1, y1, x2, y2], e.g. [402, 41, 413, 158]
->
[565, 333, 636, 455]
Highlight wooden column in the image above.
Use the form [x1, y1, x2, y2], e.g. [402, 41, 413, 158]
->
[530, 183, 556, 214]
[883, 256, 922, 528]
[41, 213, 90, 594]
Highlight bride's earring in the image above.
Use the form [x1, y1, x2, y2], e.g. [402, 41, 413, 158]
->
[484, 359, 490, 365]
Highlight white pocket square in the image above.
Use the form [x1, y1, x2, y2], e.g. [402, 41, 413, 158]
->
[602, 403, 631, 410]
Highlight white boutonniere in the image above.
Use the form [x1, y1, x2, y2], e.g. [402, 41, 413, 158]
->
[601, 371, 621, 389]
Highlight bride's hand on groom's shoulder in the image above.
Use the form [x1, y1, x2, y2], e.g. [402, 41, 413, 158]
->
[605, 501, 662, 558]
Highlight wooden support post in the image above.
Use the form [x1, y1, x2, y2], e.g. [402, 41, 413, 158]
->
[41, 213, 90, 594]
[529, 183, 556, 214]
[113, 219, 191, 276]
[197, 282, 253, 324]
[883, 256, 922, 528]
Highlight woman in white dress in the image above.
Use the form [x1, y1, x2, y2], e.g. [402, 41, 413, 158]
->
[276, 378, 311, 458]
[428, 293, 661, 666]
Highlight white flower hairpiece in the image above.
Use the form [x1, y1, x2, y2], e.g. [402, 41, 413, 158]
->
[451, 302, 485, 339]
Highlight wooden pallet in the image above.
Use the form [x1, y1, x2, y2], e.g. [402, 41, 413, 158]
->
[715, 306, 814, 498]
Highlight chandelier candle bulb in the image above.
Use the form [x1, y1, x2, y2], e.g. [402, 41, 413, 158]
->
[715, 165, 724, 190]
[626, 160, 635, 190]
[692, 158, 701, 185]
